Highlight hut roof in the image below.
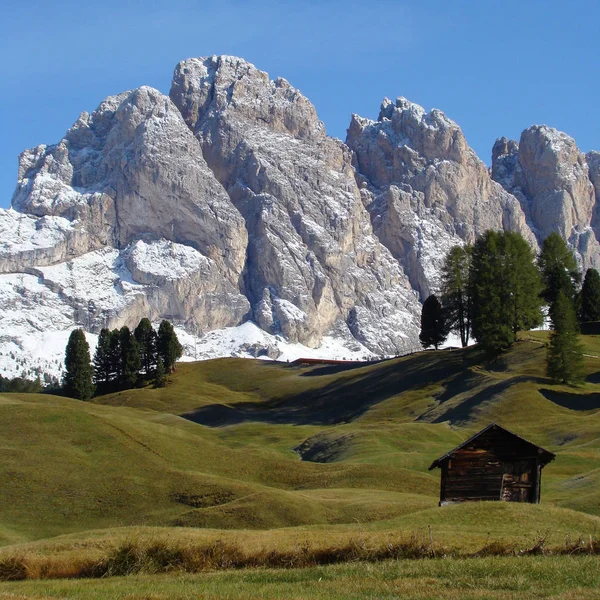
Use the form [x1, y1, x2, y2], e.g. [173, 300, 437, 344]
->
[428, 423, 556, 471]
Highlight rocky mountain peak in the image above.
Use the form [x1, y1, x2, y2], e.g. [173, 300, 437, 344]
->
[2, 54, 600, 378]
[10, 83, 248, 280]
[491, 136, 519, 163]
[346, 98, 533, 299]
[491, 137, 520, 189]
[349, 96, 468, 173]
[492, 124, 599, 268]
[171, 56, 325, 141]
[518, 125, 587, 194]
[170, 56, 422, 356]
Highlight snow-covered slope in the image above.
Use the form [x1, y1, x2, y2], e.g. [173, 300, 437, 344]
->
[0, 239, 379, 380]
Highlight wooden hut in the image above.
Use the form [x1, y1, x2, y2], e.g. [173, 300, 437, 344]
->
[428, 423, 555, 506]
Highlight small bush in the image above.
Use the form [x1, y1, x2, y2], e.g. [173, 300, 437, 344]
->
[0, 556, 27, 581]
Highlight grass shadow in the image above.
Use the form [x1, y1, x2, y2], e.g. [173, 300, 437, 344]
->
[429, 376, 547, 424]
[586, 371, 600, 384]
[182, 349, 479, 427]
[539, 388, 600, 411]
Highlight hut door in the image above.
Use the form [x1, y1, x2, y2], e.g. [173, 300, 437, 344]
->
[501, 460, 533, 503]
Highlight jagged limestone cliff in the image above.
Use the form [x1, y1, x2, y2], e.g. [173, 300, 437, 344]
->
[1, 55, 599, 377]
[346, 97, 535, 299]
[492, 127, 600, 269]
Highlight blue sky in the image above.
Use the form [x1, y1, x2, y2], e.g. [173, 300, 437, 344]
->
[1, 0, 599, 207]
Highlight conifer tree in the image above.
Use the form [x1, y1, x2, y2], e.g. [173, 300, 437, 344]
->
[108, 329, 121, 382]
[64, 329, 94, 400]
[134, 318, 157, 375]
[538, 232, 580, 307]
[119, 326, 141, 387]
[470, 230, 543, 353]
[580, 268, 600, 322]
[547, 291, 584, 384]
[93, 328, 112, 388]
[440, 244, 472, 347]
[154, 356, 166, 388]
[157, 320, 183, 372]
[419, 295, 448, 350]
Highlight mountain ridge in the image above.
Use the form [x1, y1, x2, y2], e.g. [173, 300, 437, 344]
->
[1, 55, 598, 378]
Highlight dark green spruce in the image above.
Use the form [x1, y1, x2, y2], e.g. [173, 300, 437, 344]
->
[92, 328, 112, 389]
[470, 230, 543, 353]
[157, 320, 183, 372]
[538, 232, 580, 325]
[440, 244, 472, 348]
[63, 328, 94, 400]
[154, 356, 166, 388]
[134, 318, 157, 375]
[419, 294, 448, 350]
[108, 329, 122, 383]
[579, 268, 600, 323]
[119, 326, 141, 388]
[546, 291, 584, 384]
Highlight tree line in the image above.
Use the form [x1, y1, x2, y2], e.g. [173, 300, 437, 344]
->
[419, 230, 600, 384]
[63, 319, 183, 401]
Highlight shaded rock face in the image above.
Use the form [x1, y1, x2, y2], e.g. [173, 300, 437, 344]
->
[4, 85, 251, 335]
[346, 97, 535, 299]
[169, 56, 421, 354]
[587, 151, 600, 240]
[11, 86, 247, 283]
[492, 127, 600, 269]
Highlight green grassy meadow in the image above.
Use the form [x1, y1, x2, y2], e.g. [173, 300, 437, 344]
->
[3, 331, 600, 597]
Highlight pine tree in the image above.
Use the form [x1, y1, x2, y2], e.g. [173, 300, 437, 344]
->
[157, 320, 183, 372]
[134, 318, 157, 375]
[580, 268, 600, 322]
[119, 326, 141, 388]
[538, 232, 580, 307]
[440, 244, 472, 347]
[547, 291, 584, 384]
[419, 295, 448, 350]
[92, 328, 112, 388]
[108, 329, 121, 382]
[63, 329, 94, 400]
[470, 230, 543, 353]
[154, 356, 166, 388]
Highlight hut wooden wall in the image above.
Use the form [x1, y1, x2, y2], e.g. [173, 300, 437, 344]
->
[441, 449, 505, 503]
[439, 428, 542, 504]
[433, 424, 553, 506]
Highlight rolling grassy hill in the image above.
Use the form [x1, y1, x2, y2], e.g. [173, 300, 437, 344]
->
[3, 330, 600, 588]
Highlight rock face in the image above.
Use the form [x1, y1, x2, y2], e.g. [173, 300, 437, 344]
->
[169, 56, 420, 354]
[3, 86, 251, 340]
[0, 56, 425, 377]
[346, 97, 535, 299]
[2, 55, 600, 378]
[491, 126, 600, 269]
[10, 86, 248, 281]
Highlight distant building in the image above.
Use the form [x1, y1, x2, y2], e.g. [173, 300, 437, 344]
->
[429, 423, 555, 506]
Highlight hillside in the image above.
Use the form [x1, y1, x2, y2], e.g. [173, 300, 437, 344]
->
[2, 333, 600, 562]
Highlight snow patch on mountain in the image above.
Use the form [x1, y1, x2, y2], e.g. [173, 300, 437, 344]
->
[125, 240, 211, 281]
[38, 247, 145, 314]
[0, 269, 99, 379]
[0, 315, 375, 381]
[0, 209, 73, 257]
[176, 321, 376, 363]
